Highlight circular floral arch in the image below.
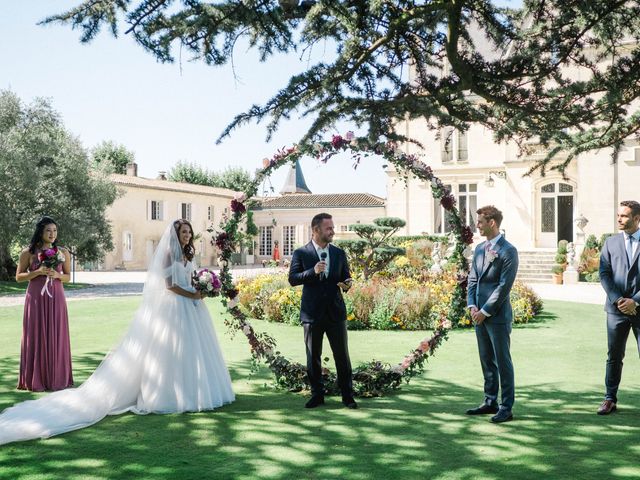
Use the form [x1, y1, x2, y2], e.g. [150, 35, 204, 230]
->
[214, 134, 473, 397]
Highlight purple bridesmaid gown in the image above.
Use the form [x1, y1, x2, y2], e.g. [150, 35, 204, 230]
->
[18, 253, 73, 391]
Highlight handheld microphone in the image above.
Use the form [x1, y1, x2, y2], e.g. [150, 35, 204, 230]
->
[320, 252, 327, 279]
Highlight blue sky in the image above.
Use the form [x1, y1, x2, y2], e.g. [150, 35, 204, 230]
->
[1, 1, 388, 196]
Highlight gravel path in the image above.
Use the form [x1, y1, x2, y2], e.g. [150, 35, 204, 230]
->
[0, 266, 285, 307]
[0, 268, 605, 308]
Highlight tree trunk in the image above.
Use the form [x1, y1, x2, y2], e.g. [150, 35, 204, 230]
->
[0, 244, 17, 281]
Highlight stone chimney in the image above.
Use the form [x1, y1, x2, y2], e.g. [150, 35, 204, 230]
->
[157, 171, 167, 180]
[125, 162, 138, 176]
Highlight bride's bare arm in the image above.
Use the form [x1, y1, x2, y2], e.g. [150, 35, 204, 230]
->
[167, 285, 204, 300]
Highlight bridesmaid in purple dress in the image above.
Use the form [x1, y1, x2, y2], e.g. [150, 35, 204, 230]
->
[15, 216, 73, 391]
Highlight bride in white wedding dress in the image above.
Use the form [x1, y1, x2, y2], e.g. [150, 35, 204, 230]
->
[0, 219, 235, 445]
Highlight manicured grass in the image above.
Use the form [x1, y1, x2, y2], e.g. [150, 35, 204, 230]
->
[1, 298, 640, 479]
[0, 281, 91, 295]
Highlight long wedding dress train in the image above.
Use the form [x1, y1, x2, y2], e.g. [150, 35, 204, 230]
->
[0, 223, 234, 445]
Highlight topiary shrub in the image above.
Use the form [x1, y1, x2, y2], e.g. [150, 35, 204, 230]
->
[557, 240, 569, 254]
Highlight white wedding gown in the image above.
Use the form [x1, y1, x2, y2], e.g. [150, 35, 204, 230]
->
[0, 224, 234, 445]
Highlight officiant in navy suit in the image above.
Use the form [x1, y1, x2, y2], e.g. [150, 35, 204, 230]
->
[597, 200, 640, 415]
[466, 205, 519, 423]
[288, 213, 357, 409]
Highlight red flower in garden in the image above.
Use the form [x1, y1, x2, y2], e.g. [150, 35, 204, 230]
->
[230, 199, 246, 214]
[461, 225, 474, 244]
[440, 194, 456, 210]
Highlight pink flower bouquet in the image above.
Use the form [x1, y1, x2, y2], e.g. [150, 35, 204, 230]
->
[192, 268, 222, 297]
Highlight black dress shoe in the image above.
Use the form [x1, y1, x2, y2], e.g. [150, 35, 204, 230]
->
[490, 409, 513, 423]
[305, 395, 325, 408]
[466, 403, 499, 415]
[342, 396, 358, 409]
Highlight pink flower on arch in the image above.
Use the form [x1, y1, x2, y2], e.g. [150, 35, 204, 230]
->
[401, 358, 412, 369]
[418, 340, 431, 353]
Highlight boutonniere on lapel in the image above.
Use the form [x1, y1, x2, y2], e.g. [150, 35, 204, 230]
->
[485, 248, 499, 264]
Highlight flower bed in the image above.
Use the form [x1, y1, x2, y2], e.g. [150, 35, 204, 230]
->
[237, 273, 543, 330]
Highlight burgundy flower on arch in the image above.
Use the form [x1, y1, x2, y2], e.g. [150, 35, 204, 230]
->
[230, 199, 246, 214]
[440, 194, 456, 210]
[331, 135, 347, 149]
[422, 165, 434, 180]
[461, 225, 474, 245]
[215, 232, 230, 250]
[457, 272, 468, 290]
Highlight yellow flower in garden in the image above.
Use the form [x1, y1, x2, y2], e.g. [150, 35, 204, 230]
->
[394, 256, 410, 268]
[394, 276, 420, 290]
[347, 313, 356, 321]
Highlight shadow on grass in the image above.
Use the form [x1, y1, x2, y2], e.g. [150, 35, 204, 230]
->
[514, 309, 559, 330]
[1, 350, 640, 480]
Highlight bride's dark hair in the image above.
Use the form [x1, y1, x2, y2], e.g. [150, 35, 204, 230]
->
[173, 219, 195, 261]
[28, 216, 58, 254]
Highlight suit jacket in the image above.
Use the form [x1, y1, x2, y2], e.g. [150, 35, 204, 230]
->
[288, 242, 351, 324]
[599, 233, 640, 314]
[467, 236, 519, 325]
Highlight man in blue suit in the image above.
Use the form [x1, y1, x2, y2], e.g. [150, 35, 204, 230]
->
[466, 205, 519, 423]
[598, 200, 640, 415]
[288, 213, 356, 409]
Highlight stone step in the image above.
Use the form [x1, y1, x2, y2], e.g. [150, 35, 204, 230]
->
[517, 267, 555, 273]
[519, 256, 556, 261]
[518, 267, 556, 273]
[516, 276, 553, 284]
[517, 269, 555, 275]
[518, 262, 556, 268]
[517, 271, 554, 278]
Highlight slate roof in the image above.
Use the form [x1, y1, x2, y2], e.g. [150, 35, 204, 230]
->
[253, 193, 385, 209]
[111, 174, 238, 197]
[280, 161, 312, 194]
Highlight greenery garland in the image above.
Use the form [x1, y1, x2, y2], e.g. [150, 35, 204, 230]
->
[212, 134, 473, 397]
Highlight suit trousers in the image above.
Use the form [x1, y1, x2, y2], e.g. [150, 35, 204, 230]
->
[475, 321, 515, 410]
[605, 312, 640, 402]
[303, 318, 353, 397]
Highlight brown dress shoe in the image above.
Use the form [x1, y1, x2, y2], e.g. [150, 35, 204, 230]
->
[597, 400, 617, 415]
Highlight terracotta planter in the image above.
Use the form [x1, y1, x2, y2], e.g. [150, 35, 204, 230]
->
[552, 273, 563, 285]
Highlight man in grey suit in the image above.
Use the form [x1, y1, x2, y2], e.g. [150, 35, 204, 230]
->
[466, 205, 519, 423]
[597, 200, 640, 415]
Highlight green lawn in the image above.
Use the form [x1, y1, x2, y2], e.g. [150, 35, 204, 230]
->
[0, 281, 91, 295]
[0, 298, 639, 480]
